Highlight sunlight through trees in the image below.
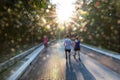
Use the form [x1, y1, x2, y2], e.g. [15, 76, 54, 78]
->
[0, 0, 120, 63]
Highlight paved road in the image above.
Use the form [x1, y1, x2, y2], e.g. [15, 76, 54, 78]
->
[20, 41, 120, 80]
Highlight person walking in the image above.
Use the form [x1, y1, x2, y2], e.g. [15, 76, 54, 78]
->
[43, 35, 48, 48]
[74, 37, 81, 60]
[64, 35, 72, 60]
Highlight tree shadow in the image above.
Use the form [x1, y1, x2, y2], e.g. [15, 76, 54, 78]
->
[66, 60, 77, 80]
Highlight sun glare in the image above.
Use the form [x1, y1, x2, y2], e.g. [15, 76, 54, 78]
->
[50, 0, 76, 23]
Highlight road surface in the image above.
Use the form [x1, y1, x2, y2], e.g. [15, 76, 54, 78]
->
[20, 41, 120, 80]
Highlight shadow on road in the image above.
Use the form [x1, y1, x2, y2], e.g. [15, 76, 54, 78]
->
[66, 59, 77, 80]
[78, 61, 96, 80]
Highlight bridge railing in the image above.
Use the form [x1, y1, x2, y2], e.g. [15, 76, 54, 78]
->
[0, 43, 42, 73]
[0, 40, 56, 80]
[81, 43, 120, 74]
[0, 39, 56, 73]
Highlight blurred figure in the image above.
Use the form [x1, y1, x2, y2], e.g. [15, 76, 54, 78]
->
[43, 35, 48, 48]
[64, 35, 72, 60]
[74, 36, 81, 60]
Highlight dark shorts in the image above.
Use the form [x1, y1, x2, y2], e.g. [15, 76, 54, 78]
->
[65, 49, 71, 53]
[74, 48, 80, 51]
[44, 43, 48, 47]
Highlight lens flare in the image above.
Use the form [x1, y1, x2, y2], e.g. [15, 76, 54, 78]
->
[51, 0, 76, 23]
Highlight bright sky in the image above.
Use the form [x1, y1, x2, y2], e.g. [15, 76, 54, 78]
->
[50, 0, 77, 23]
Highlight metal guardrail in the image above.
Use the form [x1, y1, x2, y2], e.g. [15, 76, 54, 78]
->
[0, 43, 42, 73]
[7, 45, 44, 80]
[81, 44, 120, 60]
[4, 40, 56, 80]
[81, 43, 120, 74]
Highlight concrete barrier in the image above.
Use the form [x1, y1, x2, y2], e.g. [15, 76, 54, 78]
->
[81, 44, 120, 74]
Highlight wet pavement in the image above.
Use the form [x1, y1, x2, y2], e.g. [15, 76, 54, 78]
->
[20, 41, 120, 80]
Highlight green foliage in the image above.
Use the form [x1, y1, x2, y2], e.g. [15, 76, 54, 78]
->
[0, 0, 120, 64]
[0, 0, 51, 63]
[80, 0, 120, 53]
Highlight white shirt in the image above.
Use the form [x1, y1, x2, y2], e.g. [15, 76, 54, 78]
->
[64, 38, 72, 49]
